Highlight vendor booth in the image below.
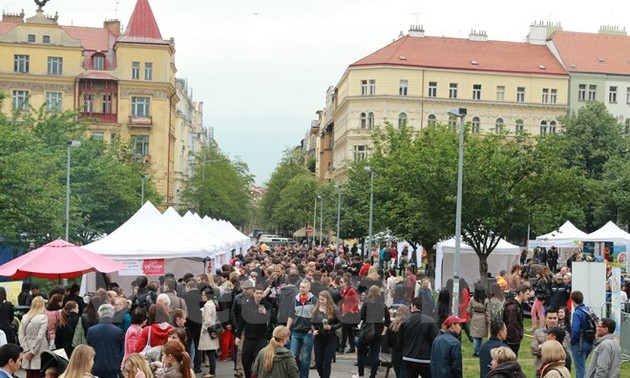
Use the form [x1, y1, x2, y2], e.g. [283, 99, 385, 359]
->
[435, 237, 521, 290]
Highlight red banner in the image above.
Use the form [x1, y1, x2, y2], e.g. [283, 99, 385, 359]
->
[142, 259, 165, 276]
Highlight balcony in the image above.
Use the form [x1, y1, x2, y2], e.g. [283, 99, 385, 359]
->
[79, 112, 118, 123]
[129, 115, 153, 127]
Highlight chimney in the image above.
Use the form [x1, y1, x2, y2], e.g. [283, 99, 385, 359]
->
[468, 29, 487, 41]
[528, 20, 562, 45]
[598, 25, 627, 36]
[104, 19, 121, 36]
[2, 10, 25, 23]
[408, 24, 425, 37]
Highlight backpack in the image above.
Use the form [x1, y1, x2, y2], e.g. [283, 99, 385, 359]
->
[134, 291, 155, 311]
[578, 307, 599, 343]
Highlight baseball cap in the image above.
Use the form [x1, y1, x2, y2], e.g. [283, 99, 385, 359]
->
[241, 280, 255, 289]
[443, 315, 466, 327]
[544, 326, 566, 343]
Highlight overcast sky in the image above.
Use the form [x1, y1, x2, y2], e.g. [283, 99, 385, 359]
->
[12, 0, 629, 185]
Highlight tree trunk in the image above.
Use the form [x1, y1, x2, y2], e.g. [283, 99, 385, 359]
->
[478, 253, 489, 290]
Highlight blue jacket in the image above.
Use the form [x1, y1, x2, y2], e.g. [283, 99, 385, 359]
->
[478, 336, 508, 378]
[570, 303, 592, 345]
[87, 319, 124, 378]
[430, 331, 462, 378]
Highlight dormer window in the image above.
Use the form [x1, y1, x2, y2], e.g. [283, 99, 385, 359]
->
[93, 54, 105, 70]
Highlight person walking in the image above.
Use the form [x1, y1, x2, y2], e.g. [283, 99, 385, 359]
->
[87, 304, 124, 378]
[287, 279, 318, 378]
[339, 274, 359, 354]
[17, 296, 49, 378]
[479, 320, 509, 378]
[236, 285, 273, 378]
[531, 308, 568, 376]
[468, 286, 490, 357]
[353, 285, 390, 378]
[570, 291, 595, 378]
[504, 285, 529, 356]
[584, 318, 621, 378]
[199, 288, 220, 378]
[311, 291, 341, 378]
[430, 315, 465, 378]
[399, 297, 438, 378]
[387, 304, 410, 378]
[532, 271, 551, 331]
[54, 301, 80, 358]
[180, 280, 203, 374]
[252, 326, 299, 378]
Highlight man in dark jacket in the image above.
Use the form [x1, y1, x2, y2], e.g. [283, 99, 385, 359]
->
[277, 273, 300, 326]
[479, 320, 508, 378]
[504, 285, 529, 356]
[87, 304, 124, 378]
[230, 279, 255, 378]
[286, 280, 318, 378]
[181, 280, 203, 373]
[236, 285, 274, 378]
[399, 297, 439, 378]
[430, 315, 465, 378]
[549, 273, 570, 309]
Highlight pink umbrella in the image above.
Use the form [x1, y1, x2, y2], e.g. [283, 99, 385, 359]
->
[0, 239, 125, 279]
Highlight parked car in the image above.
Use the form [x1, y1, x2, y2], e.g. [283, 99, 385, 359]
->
[258, 234, 281, 243]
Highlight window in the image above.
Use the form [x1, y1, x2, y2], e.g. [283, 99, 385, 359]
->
[45, 92, 62, 112]
[542, 88, 549, 103]
[27, 34, 35, 42]
[427, 114, 436, 127]
[515, 120, 524, 134]
[132, 135, 150, 156]
[83, 94, 94, 113]
[495, 118, 504, 133]
[428, 82, 437, 97]
[399, 80, 408, 96]
[131, 97, 150, 117]
[132, 62, 140, 80]
[540, 121, 548, 135]
[588, 85, 597, 101]
[102, 95, 112, 114]
[47, 57, 63, 75]
[609, 86, 618, 103]
[353, 145, 368, 161]
[472, 117, 480, 133]
[93, 55, 104, 70]
[369, 79, 376, 95]
[496, 86, 505, 101]
[449, 83, 458, 99]
[517, 87, 525, 102]
[91, 132, 104, 141]
[42, 35, 50, 43]
[144, 62, 153, 80]
[578, 84, 587, 101]
[473, 84, 482, 100]
[361, 80, 368, 96]
[360, 112, 367, 129]
[14, 55, 29, 73]
[12, 90, 28, 110]
[448, 116, 457, 131]
[549, 121, 557, 134]
[367, 112, 374, 128]
[550, 89, 557, 104]
[398, 112, 407, 128]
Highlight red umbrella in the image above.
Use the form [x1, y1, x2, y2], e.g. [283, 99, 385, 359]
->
[0, 238, 126, 279]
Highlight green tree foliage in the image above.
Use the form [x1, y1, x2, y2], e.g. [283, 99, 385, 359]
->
[181, 147, 253, 227]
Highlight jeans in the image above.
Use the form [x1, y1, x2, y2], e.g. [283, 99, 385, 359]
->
[506, 340, 521, 357]
[394, 364, 406, 378]
[242, 337, 268, 378]
[531, 299, 545, 329]
[313, 341, 336, 378]
[203, 350, 217, 375]
[340, 323, 356, 351]
[472, 337, 482, 355]
[357, 336, 382, 378]
[571, 341, 593, 378]
[290, 332, 314, 378]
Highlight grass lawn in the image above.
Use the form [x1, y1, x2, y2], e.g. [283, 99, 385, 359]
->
[460, 318, 630, 378]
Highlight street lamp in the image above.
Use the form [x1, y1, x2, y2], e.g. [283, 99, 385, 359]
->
[141, 174, 150, 207]
[312, 197, 318, 246]
[447, 107, 467, 315]
[336, 184, 342, 251]
[65, 140, 81, 241]
[318, 195, 323, 247]
[364, 166, 374, 257]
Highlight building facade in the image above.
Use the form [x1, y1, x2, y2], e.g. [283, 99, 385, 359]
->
[0, 0, 206, 206]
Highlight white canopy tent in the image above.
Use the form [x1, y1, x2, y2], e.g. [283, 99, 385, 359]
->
[162, 207, 220, 256]
[204, 217, 252, 253]
[182, 212, 232, 256]
[535, 220, 588, 247]
[585, 221, 630, 244]
[435, 237, 521, 290]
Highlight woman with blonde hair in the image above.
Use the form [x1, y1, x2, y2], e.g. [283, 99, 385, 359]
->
[59, 345, 96, 378]
[161, 340, 193, 378]
[18, 296, 49, 378]
[486, 346, 526, 377]
[539, 340, 571, 378]
[252, 326, 298, 378]
[122, 353, 153, 378]
[311, 290, 342, 378]
[387, 305, 410, 378]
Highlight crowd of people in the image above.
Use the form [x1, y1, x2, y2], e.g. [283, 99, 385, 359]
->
[0, 243, 626, 378]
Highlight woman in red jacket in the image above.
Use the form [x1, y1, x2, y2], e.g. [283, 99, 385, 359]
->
[135, 304, 174, 352]
[339, 273, 359, 354]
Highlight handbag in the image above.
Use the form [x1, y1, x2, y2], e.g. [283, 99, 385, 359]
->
[358, 322, 376, 344]
[207, 322, 224, 339]
[142, 327, 152, 353]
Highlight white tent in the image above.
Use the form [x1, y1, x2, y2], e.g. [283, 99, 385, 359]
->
[162, 207, 219, 256]
[435, 237, 521, 290]
[182, 212, 232, 255]
[84, 202, 210, 260]
[585, 221, 630, 244]
[536, 220, 588, 247]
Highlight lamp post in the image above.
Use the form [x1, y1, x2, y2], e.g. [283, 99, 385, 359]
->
[365, 166, 374, 257]
[447, 107, 467, 315]
[312, 197, 318, 246]
[141, 174, 150, 207]
[318, 195, 323, 247]
[65, 140, 81, 241]
[336, 184, 341, 251]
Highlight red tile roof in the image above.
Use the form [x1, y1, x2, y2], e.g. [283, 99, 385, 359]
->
[351, 35, 568, 76]
[121, 0, 164, 42]
[62, 26, 112, 51]
[0, 22, 18, 34]
[549, 31, 630, 75]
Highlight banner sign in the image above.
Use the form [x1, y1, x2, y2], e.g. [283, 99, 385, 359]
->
[119, 259, 165, 276]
